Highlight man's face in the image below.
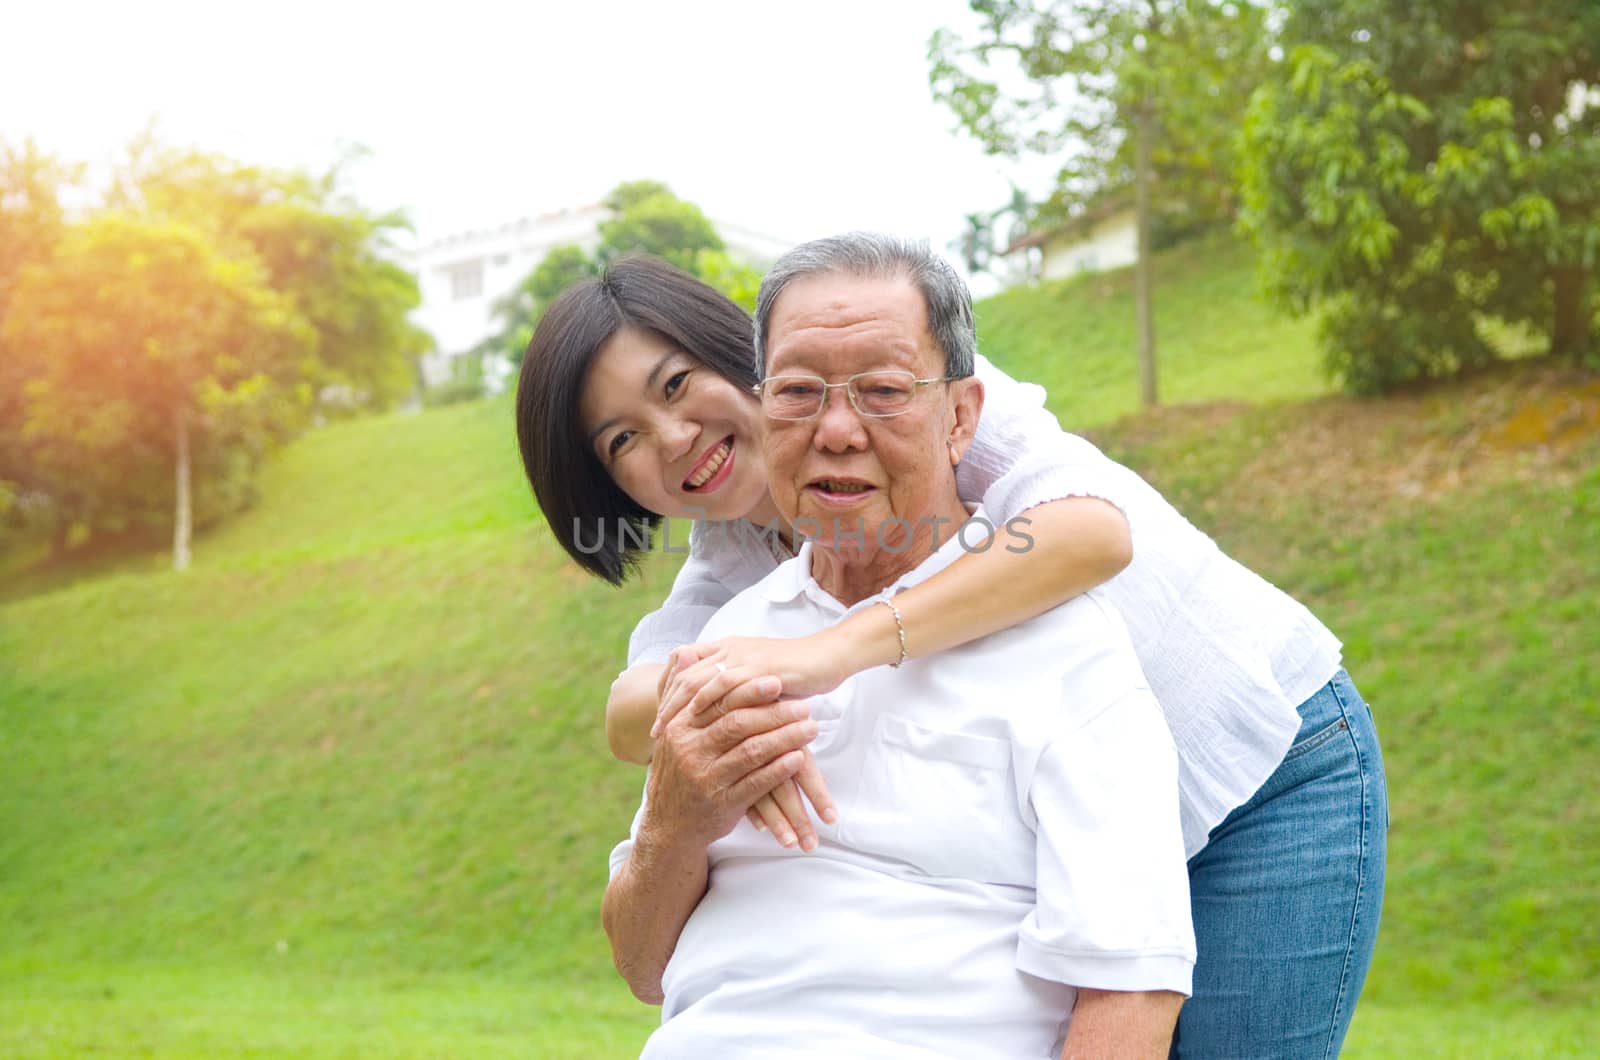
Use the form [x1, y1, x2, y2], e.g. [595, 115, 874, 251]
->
[761, 273, 981, 558]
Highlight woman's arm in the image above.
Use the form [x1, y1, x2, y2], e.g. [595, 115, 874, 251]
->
[820, 494, 1131, 675]
[608, 534, 739, 764]
[662, 494, 1131, 713]
[606, 664, 666, 765]
[647, 359, 1133, 838]
[667, 350, 1136, 706]
[665, 355, 1139, 714]
[665, 360, 1139, 721]
[865, 353, 1134, 667]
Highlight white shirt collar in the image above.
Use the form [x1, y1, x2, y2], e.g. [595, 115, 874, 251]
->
[759, 505, 988, 617]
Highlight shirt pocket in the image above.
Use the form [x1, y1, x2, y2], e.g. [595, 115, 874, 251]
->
[839, 713, 1034, 885]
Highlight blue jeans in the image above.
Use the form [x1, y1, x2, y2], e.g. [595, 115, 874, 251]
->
[1171, 670, 1388, 1059]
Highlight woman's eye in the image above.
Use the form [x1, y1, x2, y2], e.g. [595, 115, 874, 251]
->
[664, 369, 690, 398]
[607, 430, 635, 458]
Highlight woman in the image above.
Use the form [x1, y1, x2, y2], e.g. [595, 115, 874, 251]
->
[517, 250, 1387, 1058]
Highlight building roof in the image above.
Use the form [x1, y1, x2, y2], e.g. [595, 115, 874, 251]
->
[1004, 194, 1135, 254]
[410, 204, 609, 254]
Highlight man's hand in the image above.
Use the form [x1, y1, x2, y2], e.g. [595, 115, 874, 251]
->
[605, 667, 818, 1003]
[640, 666, 818, 853]
[655, 647, 840, 851]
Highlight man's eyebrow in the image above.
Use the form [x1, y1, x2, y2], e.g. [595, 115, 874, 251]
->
[586, 349, 683, 446]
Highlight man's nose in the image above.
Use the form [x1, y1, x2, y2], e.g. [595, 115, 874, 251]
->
[811, 386, 868, 452]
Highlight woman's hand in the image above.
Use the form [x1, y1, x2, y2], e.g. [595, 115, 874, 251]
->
[741, 752, 833, 851]
[655, 632, 856, 733]
[655, 636, 846, 849]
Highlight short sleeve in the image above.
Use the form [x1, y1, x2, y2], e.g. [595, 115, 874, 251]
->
[1016, 686, 1196, 995]
[960, 354, 1141, 528]
[626, 549, 737, 667]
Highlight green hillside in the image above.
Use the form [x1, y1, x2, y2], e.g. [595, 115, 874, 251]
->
[976, 233, 1330, 428]
[3, 239, 1597, 1057]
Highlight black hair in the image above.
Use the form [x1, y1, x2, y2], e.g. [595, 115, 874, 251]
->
[514, 255, 760, 584]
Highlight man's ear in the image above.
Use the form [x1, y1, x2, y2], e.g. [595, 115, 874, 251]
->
[946, 376, 984, 466]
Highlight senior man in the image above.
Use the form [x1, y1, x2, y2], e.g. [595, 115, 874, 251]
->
[603, 234, 1194, 1059]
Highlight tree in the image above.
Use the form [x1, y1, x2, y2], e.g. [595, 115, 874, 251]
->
[111, 143, 429, 412]
[930, 0, 1277, 406]
[594, 188, 725, 273]
[1239, 1, 1600, 391]
[476, 243, 598, 366]
[687, 248, 762, 313]
[602, 179, 677, 214]
[3, 215, 313, 569]
[487, 181, 757, 367]
[0, 141, 79, 548]
[952, 184, 1034, 277]
[1, 136, 430, 564]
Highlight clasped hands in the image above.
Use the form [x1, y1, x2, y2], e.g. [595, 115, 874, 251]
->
[649, 637, 841, 852]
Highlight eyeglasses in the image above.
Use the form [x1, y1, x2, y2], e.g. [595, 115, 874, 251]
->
[753, 370, 955, 421]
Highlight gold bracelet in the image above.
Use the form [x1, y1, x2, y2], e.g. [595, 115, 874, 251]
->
[881, 598, 908, 668]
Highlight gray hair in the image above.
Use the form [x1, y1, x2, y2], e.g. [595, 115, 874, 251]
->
[752, 232, 977, 380]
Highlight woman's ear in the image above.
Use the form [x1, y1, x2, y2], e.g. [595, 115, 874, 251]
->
[946, 376, 984, 466]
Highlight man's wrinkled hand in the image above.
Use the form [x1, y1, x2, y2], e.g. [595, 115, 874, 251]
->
[642, 668, 817, 851]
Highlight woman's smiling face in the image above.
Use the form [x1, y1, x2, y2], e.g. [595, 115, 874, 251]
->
[579, 326, 770, 522]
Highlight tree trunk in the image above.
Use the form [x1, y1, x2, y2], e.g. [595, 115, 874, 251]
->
[1551, 266, 1591, 359]
[173, 407, 191, 572]
[1134, 105, 1159, 408]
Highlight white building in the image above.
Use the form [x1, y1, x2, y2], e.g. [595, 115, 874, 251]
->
[1005, 200, 1138, 282]
[402, 206, 791, 392]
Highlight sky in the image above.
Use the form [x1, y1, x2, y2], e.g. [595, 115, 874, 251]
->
[4, 0, 1060, 278]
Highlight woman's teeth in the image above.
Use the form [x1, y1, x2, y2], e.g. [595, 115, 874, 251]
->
[818, 480, 869, 493]
[687, 440, 731, 489]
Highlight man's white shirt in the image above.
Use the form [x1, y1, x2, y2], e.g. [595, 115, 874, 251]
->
[611, 512, 1196, 1059]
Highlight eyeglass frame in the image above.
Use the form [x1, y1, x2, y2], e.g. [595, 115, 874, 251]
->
[751, 369, 957, 421]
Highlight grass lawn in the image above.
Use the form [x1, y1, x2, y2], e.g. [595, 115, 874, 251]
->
[2, 976, 1594, 1058]
[4, 237, 1596, 1055]
[975, 232, 1330, 428]
[0, 966, 655, 1059]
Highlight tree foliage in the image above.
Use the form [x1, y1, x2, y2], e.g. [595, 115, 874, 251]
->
[595, 189, 724, 273]
[474, 244, 597, 367]
[0, 136, 429, 563]
[112, 143, 429, 410]
[1239, 0, 1600, 391]
[930, 1, 1275, 405]
[3, 214, 313, 560]
[602, 179, 677, 215]
[686, 248, 762, 313]
[953, 184, 1033, 278]
[486, 181, 760, 367]
[0, 142, 79, 535]
[930, 0, 1274, 234]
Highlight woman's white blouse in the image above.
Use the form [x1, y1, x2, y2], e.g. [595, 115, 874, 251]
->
[625, 354, 1342, 856]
